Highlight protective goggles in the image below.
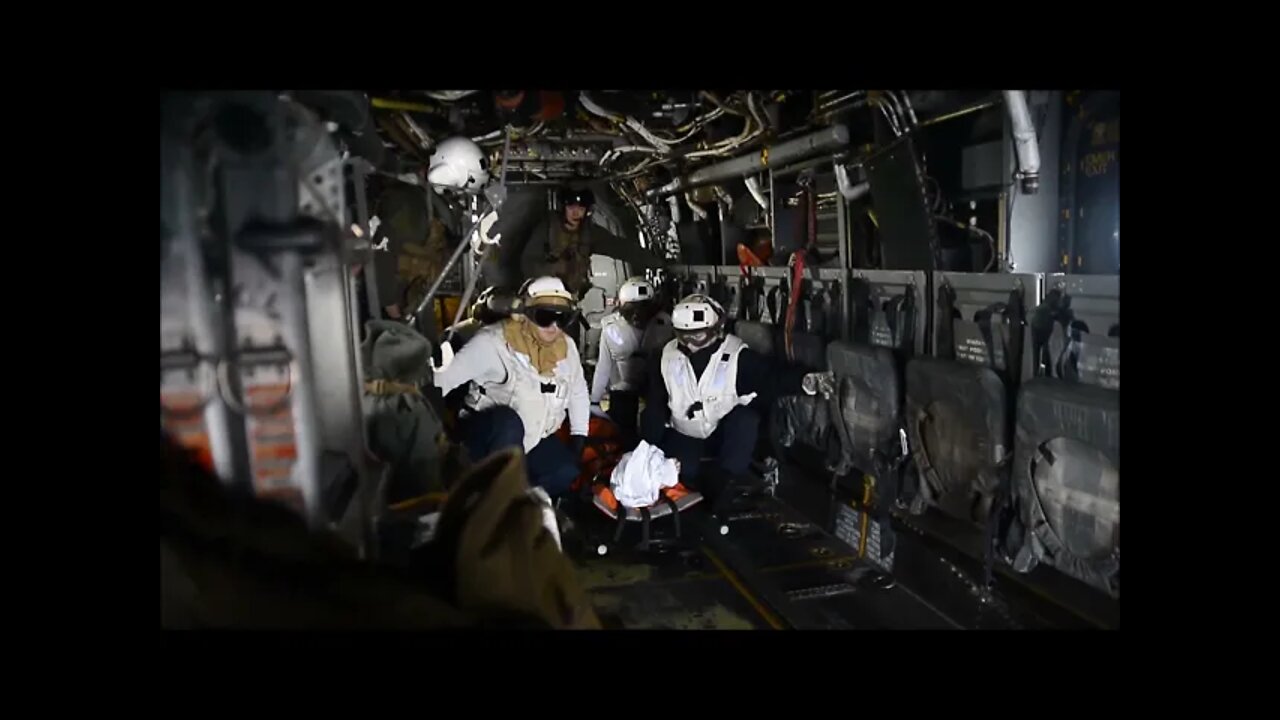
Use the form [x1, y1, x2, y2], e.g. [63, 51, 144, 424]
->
[619, 300, 656, 324]
[674, 327, 718, 350]
[529, 307, 577, 329]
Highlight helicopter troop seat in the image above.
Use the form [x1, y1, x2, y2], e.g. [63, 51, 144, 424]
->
[797, 271, 923, 571]
[1010, 275, 1120, 597]
[901, 273, 1041, 586]
[738, 308, 830, 467]
[733, 319, 779, 360]
[822, 271, 925, 482]
[905, 273, 1039, 524]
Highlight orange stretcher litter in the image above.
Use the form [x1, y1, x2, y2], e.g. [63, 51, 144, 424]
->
[558, 414, 706, 552]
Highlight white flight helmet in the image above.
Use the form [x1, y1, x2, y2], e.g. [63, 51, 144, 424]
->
[618, 277, 659, 327]
[521, 276, 574, 307]
[427, 136, 490, 193]
[671, 293, 726, 351]
[617, 277, 655, 306]
[519, 276, 578, 330]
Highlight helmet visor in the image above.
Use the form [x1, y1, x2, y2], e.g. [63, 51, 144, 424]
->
[619, 300, 656, 326]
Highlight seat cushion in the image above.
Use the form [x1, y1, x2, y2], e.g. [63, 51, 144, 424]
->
[905, 357, 1007, 523]
[788, 331, 827, 371]
[1013, 377, 1119, 596]
[735, 321, 777, 358]
[826, 341, 901, 475]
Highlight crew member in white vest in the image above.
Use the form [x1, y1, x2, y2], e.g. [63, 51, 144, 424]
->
[434, 276, 589, 497]
[641, 293, 795, 506]
[590, 277, 673, 439]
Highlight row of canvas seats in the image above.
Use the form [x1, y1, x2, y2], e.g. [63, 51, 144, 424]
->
[663, 266, 1120, 598]
[1010, 275, 1119, 596]
[915, 272, 1119, 597]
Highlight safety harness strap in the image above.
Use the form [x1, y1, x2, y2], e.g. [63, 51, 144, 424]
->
[744, 276, 765, 321]
[766, 282, 789, 327]
[883, 289, 915, 351]
[908, 407, 944, 505]
[825, 280, 842, 338]
[364, 379, 423, 397]
[807, 287, 829, 336]
[826, 377, 858, 477]
[1031, 289, 1075, 379]
[981, 454, 1014, 589]
[850, 278, 872, 345]
[935, 282, 958, 360]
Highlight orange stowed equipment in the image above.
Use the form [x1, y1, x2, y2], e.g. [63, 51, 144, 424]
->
[736, 236, 774, 271]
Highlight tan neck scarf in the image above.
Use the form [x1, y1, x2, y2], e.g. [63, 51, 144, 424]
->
[502, 315, 568, 375]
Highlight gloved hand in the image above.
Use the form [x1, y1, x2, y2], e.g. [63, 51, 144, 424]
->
[570, 435, 586, 458]
[801, 371, 835, 398]
[431, 340, 455, 373]
[589, 403, 610, 420]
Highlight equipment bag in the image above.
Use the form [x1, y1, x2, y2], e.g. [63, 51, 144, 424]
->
[362, 320, 448, 504]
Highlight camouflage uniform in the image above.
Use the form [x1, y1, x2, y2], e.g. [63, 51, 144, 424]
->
[521, 218, 666, 298]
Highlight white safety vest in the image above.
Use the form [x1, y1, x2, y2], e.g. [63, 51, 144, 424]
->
[599, 311, 674, 392]
[660, 334, 758, 439]
[463, 325, 581, 452]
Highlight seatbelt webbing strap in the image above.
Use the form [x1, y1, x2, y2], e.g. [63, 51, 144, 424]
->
[935, 283, 957, 360]
[850, 279, 871, 345]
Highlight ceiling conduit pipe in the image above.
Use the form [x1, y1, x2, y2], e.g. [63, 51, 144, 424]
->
[649, 124, 850, 199]
[1003, 90, 1041, 194]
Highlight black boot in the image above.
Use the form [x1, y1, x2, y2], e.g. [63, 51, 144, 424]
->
[705, 469, 762, 519]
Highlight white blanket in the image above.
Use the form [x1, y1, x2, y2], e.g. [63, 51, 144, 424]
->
[610, 441, 680, 508]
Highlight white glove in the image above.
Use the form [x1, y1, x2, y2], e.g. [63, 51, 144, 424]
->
[801, 371, 835, 398]
[431, 342, 455, 373]
[590, 403, 610, 420]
